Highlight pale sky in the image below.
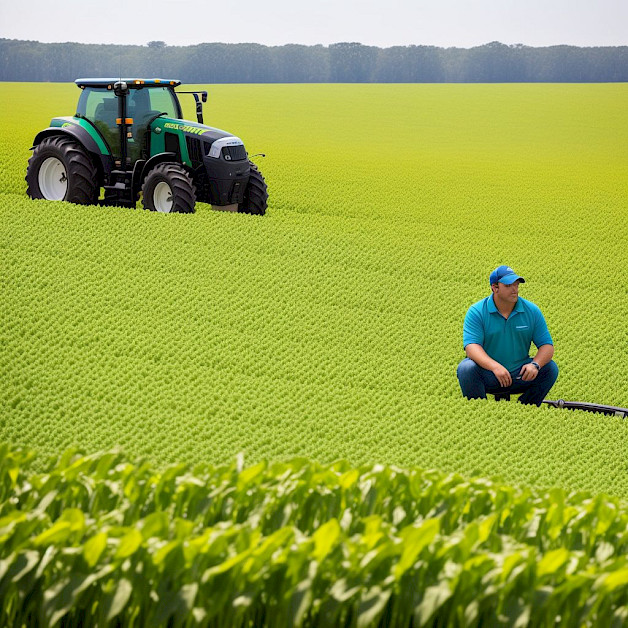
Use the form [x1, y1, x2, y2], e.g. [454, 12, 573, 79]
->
[0, 0, 626, 48]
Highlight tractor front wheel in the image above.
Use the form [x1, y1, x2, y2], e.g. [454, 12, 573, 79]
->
[142, 163, 196, 213]
[26, 136, 98, 204]
[238, 161, 268, 215]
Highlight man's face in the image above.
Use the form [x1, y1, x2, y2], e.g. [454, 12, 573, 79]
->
[492, 279, 521, 302]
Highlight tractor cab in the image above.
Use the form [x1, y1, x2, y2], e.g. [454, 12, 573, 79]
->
[75, 79, 184, 165]
[26, 78, 267, 215]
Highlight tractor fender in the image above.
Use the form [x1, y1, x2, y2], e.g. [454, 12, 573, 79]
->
[31, 126, 112, 180]
[32, 126, 102, 158]
[132, 152, 182, 196]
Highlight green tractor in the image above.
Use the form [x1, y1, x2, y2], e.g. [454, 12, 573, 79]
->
[26, 78, 268, 214]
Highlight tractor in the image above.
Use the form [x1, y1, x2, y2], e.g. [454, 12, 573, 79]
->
[26, 78, 268, 215]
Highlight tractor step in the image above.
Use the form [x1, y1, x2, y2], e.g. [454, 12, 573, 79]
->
[105, 170, 131, 186]
[101, 170, 136, 206]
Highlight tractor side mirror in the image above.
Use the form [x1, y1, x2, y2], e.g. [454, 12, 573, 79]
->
[177, 90, 208, 124]
[194, 92, 207, 124]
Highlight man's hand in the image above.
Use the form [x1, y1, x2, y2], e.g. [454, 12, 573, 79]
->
[519, 363, 539, 382]
[492, 365, 512, 388]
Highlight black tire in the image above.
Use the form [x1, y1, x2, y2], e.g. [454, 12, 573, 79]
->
[25, 135, 98, 204]
[141, 163, 196, 213]
[238, 161, 268, 215]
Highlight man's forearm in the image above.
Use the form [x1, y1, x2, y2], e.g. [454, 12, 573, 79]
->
[532, 344, 554, 368]
[465, 344, 503, 371]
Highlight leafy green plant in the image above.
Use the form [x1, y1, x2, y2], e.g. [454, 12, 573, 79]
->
[1, 444, 627, 626]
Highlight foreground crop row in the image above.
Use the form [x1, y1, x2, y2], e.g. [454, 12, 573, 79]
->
[1, 443, 627, 627]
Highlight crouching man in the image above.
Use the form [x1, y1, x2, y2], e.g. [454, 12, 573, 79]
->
[457, 265, 559, 406]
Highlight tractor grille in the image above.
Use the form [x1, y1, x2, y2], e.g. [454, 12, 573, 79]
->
[185, 136, 203, 166]
[221, 145, 247, 161]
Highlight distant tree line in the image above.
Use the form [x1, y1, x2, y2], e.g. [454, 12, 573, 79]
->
[1, 39, 627, 83]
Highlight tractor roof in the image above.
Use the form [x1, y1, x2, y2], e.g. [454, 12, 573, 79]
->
[75, 78, 182, 89]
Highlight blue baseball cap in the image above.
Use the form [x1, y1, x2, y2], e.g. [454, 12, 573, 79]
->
[489, 265, 525, 285]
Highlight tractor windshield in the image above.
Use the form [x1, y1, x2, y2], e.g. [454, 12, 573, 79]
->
[139, 87, 180, 120]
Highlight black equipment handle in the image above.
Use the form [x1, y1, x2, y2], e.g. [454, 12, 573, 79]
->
[542, 399, 628, 418]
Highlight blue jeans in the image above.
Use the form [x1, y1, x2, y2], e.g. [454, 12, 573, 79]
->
[456, 358, 559, 406]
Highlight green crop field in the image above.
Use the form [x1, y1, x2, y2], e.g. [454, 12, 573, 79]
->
[1, 82, 627, 626]
[1, 82, 627, 495]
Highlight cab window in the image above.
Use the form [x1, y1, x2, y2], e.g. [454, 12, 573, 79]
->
[76, 87, 120, 156]
[126, 87, 179, 123]
[147, 87, 180, 119]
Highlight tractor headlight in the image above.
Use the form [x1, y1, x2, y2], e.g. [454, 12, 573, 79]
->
[208, 136, 245, 160]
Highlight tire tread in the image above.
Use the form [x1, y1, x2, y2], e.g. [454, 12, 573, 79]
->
[238, 161, 268, 215]
[141, 163, 196, 213]
[26, 135, 98, 204]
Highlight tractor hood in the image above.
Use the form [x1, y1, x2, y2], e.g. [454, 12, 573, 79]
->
[150, 117, 249, 165]
[156, 118, 246, 157]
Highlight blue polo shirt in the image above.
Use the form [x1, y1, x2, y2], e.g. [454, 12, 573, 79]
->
[463, 295, 553, 372]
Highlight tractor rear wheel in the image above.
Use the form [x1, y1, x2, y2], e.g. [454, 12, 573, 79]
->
[26, 136, 98, 204]
[238, 161, 268, 215]
[142, 163, 196, 213]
